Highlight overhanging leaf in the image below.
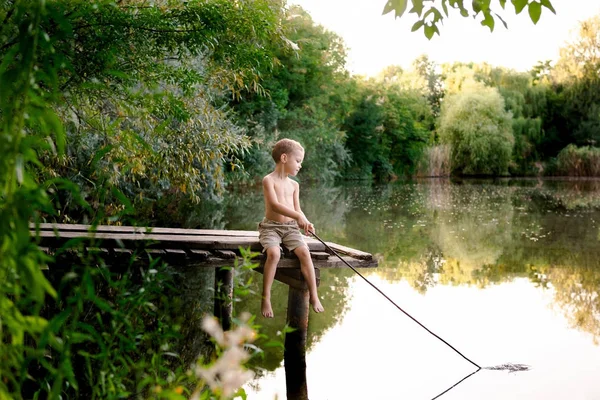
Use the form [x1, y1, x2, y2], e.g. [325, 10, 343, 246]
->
[528, 1, 542, 24]
[424, 24, 437, 39]
[481, 12, 495, 31]
[512, 0, 528, 14]
[412, 20, 425, 32]
[382, 0, 407, 17]
[540, 0, 555, 14]
[396, 0, 409, 18]
[442, 0, 449, 16]
[409, 0, 425, 16]
[495, 12, 509, 29]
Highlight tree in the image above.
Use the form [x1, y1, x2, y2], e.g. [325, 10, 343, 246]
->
[1, 0, 288, 222]
[382, 0, 556, 39]
[412, 54, 444, 118]
[438, 81, 514, 175]
[550, 15, 600, 149]
[231, 5, 352, 182]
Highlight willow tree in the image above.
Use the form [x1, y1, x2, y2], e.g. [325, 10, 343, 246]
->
[438, 80, 514, 175]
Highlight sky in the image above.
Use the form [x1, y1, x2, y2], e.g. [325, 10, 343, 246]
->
[289, 0, 600, 76]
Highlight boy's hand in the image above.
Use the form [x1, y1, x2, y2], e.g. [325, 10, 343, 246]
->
[306, 222, 315, 236]
[297, 215, 311, 233]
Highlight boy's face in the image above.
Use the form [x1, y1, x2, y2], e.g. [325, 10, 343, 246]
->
[284, 149, 304, 176]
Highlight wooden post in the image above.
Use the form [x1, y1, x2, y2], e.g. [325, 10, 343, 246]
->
[214, 267, 234, 331]
[284, 286, 309, 400]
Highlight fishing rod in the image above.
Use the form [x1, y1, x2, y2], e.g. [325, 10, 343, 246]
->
[309, 231, 481, 371]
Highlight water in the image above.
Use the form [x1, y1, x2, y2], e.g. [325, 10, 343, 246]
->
[212, 178, 600, 400]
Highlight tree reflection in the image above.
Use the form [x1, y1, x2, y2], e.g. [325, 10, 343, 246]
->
[217, 178, 600, 381]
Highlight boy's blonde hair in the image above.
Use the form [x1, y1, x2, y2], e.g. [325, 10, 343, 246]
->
[271, 138, 304, 163]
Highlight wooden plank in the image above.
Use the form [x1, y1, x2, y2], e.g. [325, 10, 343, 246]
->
[164, 249, 188, 261]
[310, 252, 329, 260]
[33, 230, 327, 252]
[33, 223, 258, 237]
[213, 250, 236, 259]
[324, 242, 373, 260]
[189, 249, 210, 260]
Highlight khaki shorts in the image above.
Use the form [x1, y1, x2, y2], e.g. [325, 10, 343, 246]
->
[258, 218, 306, 252]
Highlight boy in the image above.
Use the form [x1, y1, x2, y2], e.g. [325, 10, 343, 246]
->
[259, 138, 324, 318]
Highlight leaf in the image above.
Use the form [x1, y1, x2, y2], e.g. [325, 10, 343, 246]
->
[382, 0, 407, 17]
[495, 12, 509, 28]
[409, 0, 425, 16]
[90, 145, 114, 168]
[382, 0, 395, 15]
[481, 11, 495, 31]
[395, 0, 409, 18]
[411, 20, 425, 32]
[540, 0, 555, 13]
[23, 316, 48, 333]
[15, 155, 24, 184]
[512, 0, 528, 14]
[44, 109, 65, 155]
[111, 187, 134, 214]
[424, 24, 436, 40]
[528, 1, 542, 24]
[499, 0, 507, 8]
[442, 0, 449, 16]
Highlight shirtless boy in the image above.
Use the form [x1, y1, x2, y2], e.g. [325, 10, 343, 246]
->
[259, 138, 324, 318]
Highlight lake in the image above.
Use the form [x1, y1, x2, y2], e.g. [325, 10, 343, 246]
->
[211, 178, 600, 400]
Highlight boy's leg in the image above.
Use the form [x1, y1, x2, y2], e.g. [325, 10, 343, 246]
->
[262, 246, 281, 318]
[293, 245, 324, 313]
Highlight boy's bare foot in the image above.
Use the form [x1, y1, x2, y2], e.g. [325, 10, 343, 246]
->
[262, 298, 274, 318]
[310, 297, 324, 313]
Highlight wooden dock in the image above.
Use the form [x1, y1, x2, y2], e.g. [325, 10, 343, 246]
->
[32, 223, 377, 400]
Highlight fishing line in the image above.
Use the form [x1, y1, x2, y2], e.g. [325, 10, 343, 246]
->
[310, 231, 481, 370]
[309, 232, 530, 398]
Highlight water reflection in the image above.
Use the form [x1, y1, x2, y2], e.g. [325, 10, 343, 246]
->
[215, 179, 600, 398]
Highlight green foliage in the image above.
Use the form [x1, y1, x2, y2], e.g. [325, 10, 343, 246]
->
[27, 254, 191, 399]
[438, 83, 514, 175]
[382, 0, 556, 38]
[556, 144, 600, 177]
[0, 1, 276, 398]
[412, 55, 444, 118]
[231, 5, 351, 182]
[1, 2, 65, 398]
[2, 0, 287, 223]
[342, 74, 432, 181]
[536, 15, 600, 159]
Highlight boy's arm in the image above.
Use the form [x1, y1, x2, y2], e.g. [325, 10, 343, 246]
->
[262, 176, 304, 221]
[293, 181, 314, 234]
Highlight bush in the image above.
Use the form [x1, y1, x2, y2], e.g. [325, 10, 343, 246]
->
[556, 144, 600, 176]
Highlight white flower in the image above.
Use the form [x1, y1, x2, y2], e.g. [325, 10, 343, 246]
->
[195, 314, 257, 398]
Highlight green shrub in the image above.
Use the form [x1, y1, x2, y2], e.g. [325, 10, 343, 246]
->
[556, 144, 600, 176]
